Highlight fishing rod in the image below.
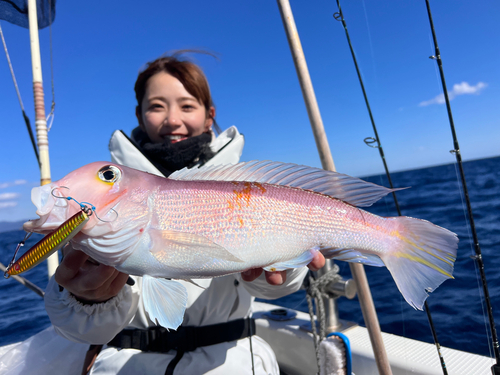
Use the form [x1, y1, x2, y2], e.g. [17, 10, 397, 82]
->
[332, 1, 449, 374]
[424, 1, 500, 372]
[0, 261, 44, 298]
[277, 1, 393, 374]
[0, 23, 40, 167]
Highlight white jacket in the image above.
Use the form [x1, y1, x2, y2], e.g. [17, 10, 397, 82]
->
[44, 127, 308, 374]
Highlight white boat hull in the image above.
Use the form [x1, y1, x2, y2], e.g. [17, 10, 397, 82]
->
[253, 301, 494, 375]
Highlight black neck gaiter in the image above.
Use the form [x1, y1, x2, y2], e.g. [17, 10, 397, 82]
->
[132, 127, 215, 177]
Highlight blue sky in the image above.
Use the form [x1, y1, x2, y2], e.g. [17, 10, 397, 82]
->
[1, 0, 499, 222]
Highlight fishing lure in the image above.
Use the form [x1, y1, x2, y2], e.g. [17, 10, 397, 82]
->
[4, 209, 89, 278]
[3, 187, 118, 279]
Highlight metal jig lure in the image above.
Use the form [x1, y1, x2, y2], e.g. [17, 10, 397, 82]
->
[4, 210, 89, 278]
[4, 187, 118, 278]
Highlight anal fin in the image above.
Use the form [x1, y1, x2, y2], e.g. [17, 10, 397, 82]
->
[321, 247, 385, 267]
[181, 278, 208, 290]
[263, 249, 316, 272]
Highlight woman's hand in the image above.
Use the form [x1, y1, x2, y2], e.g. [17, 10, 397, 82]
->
[241, 251, 326, 286]
[54, 246, 129, 304]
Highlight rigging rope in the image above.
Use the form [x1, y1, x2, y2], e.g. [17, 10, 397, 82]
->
[0, 22, 40, 166]
[424, 1, 500, 372]
[306, 265, 342, 372]
[332, 2, 449, 374]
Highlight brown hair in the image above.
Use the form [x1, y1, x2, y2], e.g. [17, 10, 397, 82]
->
[134, 52, 213, 117]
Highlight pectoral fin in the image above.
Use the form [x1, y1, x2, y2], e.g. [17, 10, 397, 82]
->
[148, 229, 244, 275]
[142, 275, 187, 330]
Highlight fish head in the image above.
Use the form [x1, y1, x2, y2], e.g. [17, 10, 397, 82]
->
[23, 162, 155, 265]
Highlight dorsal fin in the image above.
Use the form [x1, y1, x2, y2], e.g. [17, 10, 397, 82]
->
[169, 160, 405, 207]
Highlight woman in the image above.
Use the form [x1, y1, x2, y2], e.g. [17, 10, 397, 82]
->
[44, 53, 325, 374]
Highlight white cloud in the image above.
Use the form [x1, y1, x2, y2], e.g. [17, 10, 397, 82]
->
[0, 180, 28, 189]
[0, 202, 17, 209]
[452, 81, 487, 95]
[0, 193, 20, 201]
[419, 81, 487, 106]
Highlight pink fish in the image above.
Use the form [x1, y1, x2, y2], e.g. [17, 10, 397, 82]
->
[24, 161, 457, 329]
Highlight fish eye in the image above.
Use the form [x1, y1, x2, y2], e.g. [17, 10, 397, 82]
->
[98, 165, 122, 183]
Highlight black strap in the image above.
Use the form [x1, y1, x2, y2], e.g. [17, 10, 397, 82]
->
[108, 318, 255, 353]
[165, 350, 185, 375]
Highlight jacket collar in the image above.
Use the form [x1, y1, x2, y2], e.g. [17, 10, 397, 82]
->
[109, 126, 245, 177]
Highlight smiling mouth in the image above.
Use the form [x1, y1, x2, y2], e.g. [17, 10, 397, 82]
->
[163, 135, 187, 143]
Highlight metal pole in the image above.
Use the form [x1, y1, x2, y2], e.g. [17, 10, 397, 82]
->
[276, 0, 335, 172]
[276, 1, 392, 374]
[28, 0, 58, 278]
[322, 260, 340, 332]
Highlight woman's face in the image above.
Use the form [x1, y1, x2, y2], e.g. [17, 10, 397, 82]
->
[137, 72, 214, 144]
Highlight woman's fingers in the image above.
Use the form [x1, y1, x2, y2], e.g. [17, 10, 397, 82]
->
[54, 248, 90, 286]
[265, 270, 287, 285]
[77, 263, 118, 291]
[241, 268, 287, 285]
[108, 272, 132, 297]
[241, 252, 326, 286]
[78, 267, 129, 303]
[307, 252, 326, 271]
[54, 247, 129, 303]
[241, 268, 263, 282]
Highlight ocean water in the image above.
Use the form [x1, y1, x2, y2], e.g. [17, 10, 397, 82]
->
[1, 156, 499, 359]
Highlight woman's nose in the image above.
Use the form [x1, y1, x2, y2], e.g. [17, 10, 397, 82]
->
[165, 107, 181, 126]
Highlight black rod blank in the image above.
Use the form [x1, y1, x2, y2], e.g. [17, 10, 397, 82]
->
[424, 0, 500, 370]
[333, 2, 448, 373]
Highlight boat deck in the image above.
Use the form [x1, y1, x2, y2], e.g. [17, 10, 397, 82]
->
[253, 301, 494, 375]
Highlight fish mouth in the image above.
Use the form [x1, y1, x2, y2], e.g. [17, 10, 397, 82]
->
[23, 183, 74, 234]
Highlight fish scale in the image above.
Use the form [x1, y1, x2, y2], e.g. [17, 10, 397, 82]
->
[146, 181, 391, 269]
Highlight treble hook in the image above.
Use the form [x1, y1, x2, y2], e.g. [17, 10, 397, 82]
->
[50, 187, 119, 223]
[4, 232, 33, 278]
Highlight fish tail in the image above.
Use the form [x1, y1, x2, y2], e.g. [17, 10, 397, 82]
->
[382, 216, 458, 310]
